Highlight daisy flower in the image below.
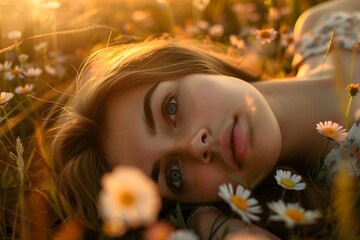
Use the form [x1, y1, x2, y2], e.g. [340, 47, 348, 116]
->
[0, 92, 14, 105]
[267, 200, 321, 228]
[274, 169, 306, 190]
[102, 220, 127, 238]
[18, 54, 29, 64]
[4, 65, 25, 81]
[280, 32, 295, 48]
[208, 24, 224, 38]
[254, 28, 277, 44]
[15, 84, 35, 94]
[98, 166, 161, 237]
[218, 183, 262, 223]
[25, 67, 43, 78]
[198, 20, 210, 31]
[0, 61, 12, 71]
[7, 31, 22, 40]
[316, 121, 348, 144]
[229, 35, 247, 51]
[45, 65, 57, 76]
[143, 221, 174, 240]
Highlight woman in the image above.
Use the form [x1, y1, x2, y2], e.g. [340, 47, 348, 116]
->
[47, 0, 360, 239]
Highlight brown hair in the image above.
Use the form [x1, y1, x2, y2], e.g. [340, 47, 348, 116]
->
[48, 39, 259, 230]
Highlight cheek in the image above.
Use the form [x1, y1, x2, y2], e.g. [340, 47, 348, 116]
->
[183, 164, 232, 202]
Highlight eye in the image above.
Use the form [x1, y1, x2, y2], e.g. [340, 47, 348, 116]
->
[163, 94, 180, 126]
[166, 163, 182, 192]
[167, 99, 177, 116]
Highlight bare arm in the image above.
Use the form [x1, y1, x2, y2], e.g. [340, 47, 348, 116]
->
[186, 207, 280, 240]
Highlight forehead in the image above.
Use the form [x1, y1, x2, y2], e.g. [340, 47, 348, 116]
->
[103, 83, 156, 175]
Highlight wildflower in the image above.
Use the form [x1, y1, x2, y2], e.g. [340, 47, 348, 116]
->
[280, 32, 295, 48]
[229, 35, 247, 51]
[0, 61, 12, 71]
[279, 25, 290, 34]
[18, 54, 29, 64]
[143, 221, 174, 240]
[168, 229, 199, 240]
[102, 220, 127, 238]
[254, 28, 277, 44]
[41, 1, 61, 10]
[218, 183, 262, 223]
[15, 84, 34, 94]
[45, 65, 56, 76]
[25, 67, 43, 78]
[99, 166, 161, 237]
[267, 200, 321, 228]
[4, 65, 25, 81]
[193, 0, 210, 11]
[0, 92, 14, 105]
[316, 121, 348, 144]
[197, 20, 210, 31]
[274, 169, 306, 190]
[7, 31, 22, 40]
[348, 83, 359, 97]
[184, 24, 198, 36]
[208, 24, 224, 38]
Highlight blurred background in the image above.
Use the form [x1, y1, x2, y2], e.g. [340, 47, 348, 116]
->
[0, 0, 328, 58]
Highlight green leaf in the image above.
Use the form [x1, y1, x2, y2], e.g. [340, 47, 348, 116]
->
[169, 203, 187, 229]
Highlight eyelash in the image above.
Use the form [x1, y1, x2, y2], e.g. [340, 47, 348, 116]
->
[162, 93, 180, 127]
[165, 160, 183, 194]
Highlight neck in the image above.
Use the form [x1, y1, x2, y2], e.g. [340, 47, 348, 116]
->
[253, 76, 344, 164]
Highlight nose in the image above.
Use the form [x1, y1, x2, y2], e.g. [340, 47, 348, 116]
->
[187, 128, 211, 163]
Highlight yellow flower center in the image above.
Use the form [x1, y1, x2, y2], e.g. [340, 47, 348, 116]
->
[11, 69, 20, 75]
[103, 221, 126, 237]
[118, 190, 136, 207]
[323, 128, 338, 138]
[19, 86, 29, 93]
[286, 36, 294, 45]
[230, 195, 248, 211]
[281, 178, 295, 188]
[284, 209, 304, 223]
[348, 83, 359, 96]
[259, 30, 271, 39]
[0, 97, 6, 101]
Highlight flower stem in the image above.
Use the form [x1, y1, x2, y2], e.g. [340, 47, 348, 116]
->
[314, 139, 331, 181]
[345, 95, 353, 130]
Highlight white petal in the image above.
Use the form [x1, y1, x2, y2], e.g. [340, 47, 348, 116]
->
[247, 198, 258, 206]
[294, 183, 306, 190]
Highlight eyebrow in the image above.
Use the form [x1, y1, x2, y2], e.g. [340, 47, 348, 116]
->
[143, 83, 159, 135]
[151, 159, 160, 183]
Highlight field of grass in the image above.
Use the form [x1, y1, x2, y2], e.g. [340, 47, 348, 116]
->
[0, 0, 359, 239]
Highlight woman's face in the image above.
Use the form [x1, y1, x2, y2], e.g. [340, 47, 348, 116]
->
[103, 74, 281, 203]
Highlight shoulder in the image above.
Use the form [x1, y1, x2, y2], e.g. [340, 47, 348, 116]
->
[294, 0, 360, 38]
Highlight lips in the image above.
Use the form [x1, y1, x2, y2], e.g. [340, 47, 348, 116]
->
[220, 117, 247, 169]
[231, 117, 247, 166]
